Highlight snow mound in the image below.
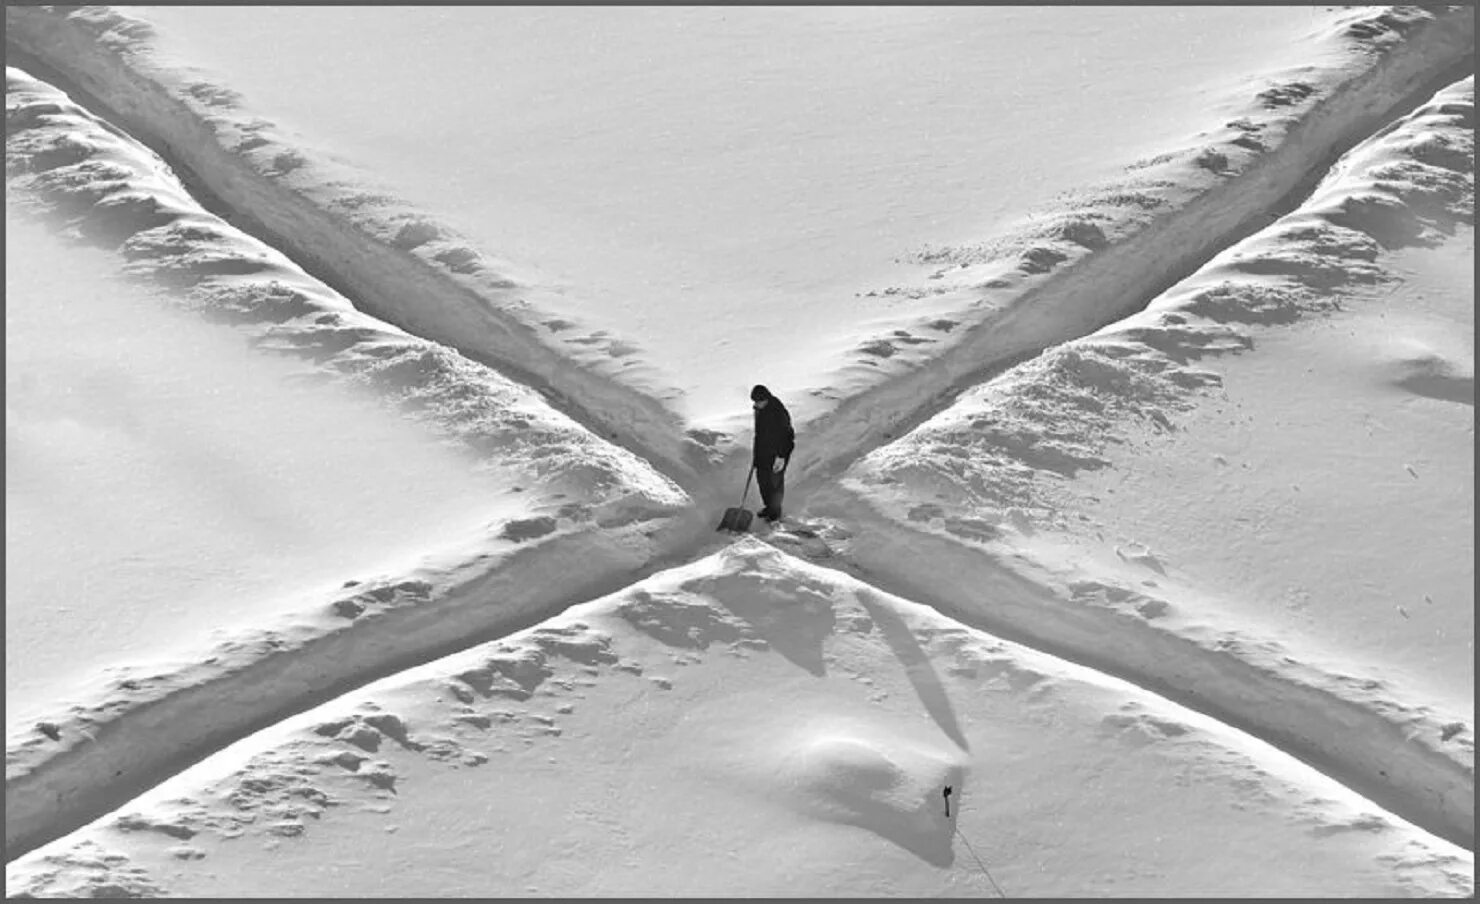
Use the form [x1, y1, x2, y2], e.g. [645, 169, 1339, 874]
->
[776, 726, 965, 866]
[1378, 341, 1474, 405]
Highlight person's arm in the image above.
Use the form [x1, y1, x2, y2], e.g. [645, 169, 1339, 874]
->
[777, 410, 795, 470]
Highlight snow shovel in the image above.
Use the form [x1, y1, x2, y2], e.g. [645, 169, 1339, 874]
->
[716, 467, 755, 533]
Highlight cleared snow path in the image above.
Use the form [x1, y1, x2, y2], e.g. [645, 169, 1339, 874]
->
[806, 504, 1476, 850]
[789, 6, 1474, 491]
[5, 6, 1473, 487]
[811, 72, 1476, 849]
[4, 2, 1473, 865]
[5, 65, 695, 859]
[5, 13, 707, 488]
[9, 543, 1472, 898]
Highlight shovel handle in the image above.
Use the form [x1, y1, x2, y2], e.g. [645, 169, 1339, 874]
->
[740, 466, 754, 506]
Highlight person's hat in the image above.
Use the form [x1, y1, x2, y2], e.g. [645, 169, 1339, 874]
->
[750, 384, 771, 402]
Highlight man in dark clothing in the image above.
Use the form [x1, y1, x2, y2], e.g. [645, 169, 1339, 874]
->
[750, 384, 795, 522]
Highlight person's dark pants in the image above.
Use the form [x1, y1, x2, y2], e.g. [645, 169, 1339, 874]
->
[755, 459, 785, 518]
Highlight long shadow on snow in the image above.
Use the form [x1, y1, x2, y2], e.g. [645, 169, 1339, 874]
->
[854, 588, 970, 754]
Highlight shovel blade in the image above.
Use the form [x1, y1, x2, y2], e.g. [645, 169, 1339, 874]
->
[716, 506, 753, 533]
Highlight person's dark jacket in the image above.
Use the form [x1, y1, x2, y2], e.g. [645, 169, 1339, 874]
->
[753, 397, 795, 466]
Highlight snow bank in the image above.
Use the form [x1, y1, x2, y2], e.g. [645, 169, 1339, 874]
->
[7, 542, 1472, 897]
[798, 5, 1474, 483]
[6, 6, 1346, 430]
[3, 522, 688, 862]
[812, 74, 1475, 848]
[5, 65, 698, 857]
[6, 6, 1471, 479]
[5, 67, 687, 514]
[5, 6, 706, 482]
[6, 209, 537, 716]
[4, 2, 1472, 882]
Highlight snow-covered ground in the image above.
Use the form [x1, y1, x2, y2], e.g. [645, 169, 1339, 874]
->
[5, 63, 692, 858]
[7, 545, 1473, 898]
[812, 73, 1475, 845]
[6, 207, 522, 723]
[4, 3, 1474, 897]
[126, 5, 1348, 426]
[13, 5, 1428, 448]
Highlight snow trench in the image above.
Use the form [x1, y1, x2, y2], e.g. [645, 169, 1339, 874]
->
[3, 515, 714, 859]
[5, 64, 701, 858]
[4, 6, 709, 491]
[791, 5, 1474, 488]
[813, 69, 1476, 849]
[3, 1, 1473, 864]
[4, 6, 1471, 493]
[813, 492, 1475, 850]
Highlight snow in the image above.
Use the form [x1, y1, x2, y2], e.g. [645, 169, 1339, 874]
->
[5, 206, 528, 724]
[4, 3, 1475, 897]
[27, 5, 1351, 430]
[4, 63, 691, 856]
[7, 545, 1473, 898]
[1057, 232, 1475, 704]
[813, 73, 1475, 845]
